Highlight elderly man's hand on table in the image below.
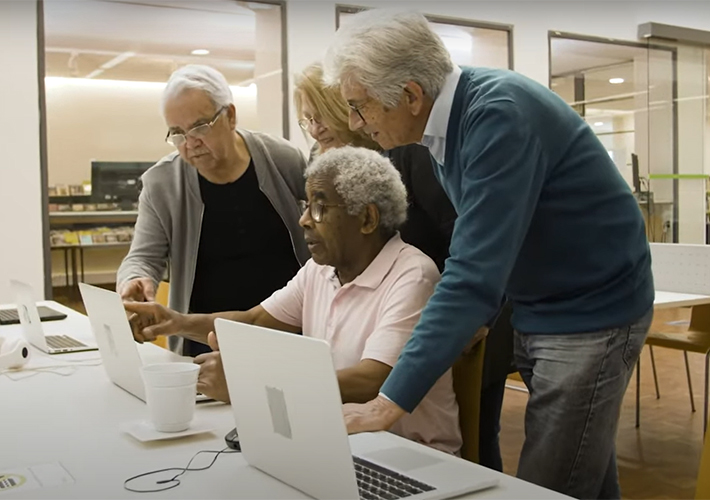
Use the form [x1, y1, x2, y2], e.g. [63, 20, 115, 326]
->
[194, 332, 231, 404]
[343, 394, 406, 435]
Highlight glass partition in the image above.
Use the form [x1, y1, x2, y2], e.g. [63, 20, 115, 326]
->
[639, 37, 710, 245]
[550, 33, 680, 243]
[337, 6, 512, 70]
[40, 0, 286, 301]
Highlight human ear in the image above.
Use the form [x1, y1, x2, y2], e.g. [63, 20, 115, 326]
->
[360, 204, 380, 235]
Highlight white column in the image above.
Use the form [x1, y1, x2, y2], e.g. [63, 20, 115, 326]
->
[676, 45, 707, 243]
[634, 51, 675, 241]
[254, 6, 284, 138]
[0, 0, 46, 301]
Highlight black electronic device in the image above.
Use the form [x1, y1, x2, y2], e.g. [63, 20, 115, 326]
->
[224, 428, 240, 451]
[631, 153, 641, 194]
[91, 161, 154, 210]
[0, 305, 67, 326]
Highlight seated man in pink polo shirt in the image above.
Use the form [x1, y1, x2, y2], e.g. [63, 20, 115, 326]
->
[125, 146, 462, 454]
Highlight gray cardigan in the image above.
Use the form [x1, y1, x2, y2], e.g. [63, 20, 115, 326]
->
[117, 129, 310, 337]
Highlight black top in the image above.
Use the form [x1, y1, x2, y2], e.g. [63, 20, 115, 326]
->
[385, 144, 457, 273]
[185, 161, 301, 356]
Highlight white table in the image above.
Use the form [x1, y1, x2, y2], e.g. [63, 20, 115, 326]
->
[654, 290, 710, 309]
[0, 301, 567, 499]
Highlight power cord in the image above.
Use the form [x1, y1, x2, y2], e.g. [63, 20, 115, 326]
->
[124, 447, 238, 493]
[1, 359, 103, 381]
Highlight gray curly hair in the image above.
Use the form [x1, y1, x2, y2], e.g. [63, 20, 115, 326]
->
[323, 9, 453, 109]
[305, 146, 408, 233]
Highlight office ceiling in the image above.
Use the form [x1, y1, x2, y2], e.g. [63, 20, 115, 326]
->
[43, 0, 280, 84]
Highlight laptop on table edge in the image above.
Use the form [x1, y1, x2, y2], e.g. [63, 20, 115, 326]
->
[215, 318, 499, 500]
[10, 279, 96, 354]
[78, 282, 212, 403]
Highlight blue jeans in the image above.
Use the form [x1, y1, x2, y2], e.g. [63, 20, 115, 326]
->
[514, 308, 653, 499]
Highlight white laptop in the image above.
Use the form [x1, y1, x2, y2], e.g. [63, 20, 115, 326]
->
[215, 318, 499, 500]
[78, 283, 211, 403]
[10, 279, 97, 354]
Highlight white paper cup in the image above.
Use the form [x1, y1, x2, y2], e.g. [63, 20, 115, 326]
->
[141, 362, 200, 433]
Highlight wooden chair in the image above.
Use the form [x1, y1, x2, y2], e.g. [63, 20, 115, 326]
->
[151, 281, 169, 349]
[452, 338, 486, 463]
[506, 371, 529, 394]
[696, 414, 710, 499]
[636, 304, 710, 434]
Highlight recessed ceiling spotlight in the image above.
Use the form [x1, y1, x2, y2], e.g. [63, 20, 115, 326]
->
[594, 122, 604, 126]
[609, 77, 624, 84]
[191, 49, 210, 56]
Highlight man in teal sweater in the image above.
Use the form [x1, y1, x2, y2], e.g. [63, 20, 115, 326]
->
[324, 9, 653, 499]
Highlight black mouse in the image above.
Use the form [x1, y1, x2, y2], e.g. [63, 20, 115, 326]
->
[224, 428, 240, 451]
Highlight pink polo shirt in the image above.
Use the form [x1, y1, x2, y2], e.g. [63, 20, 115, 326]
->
[261, 233, 462, 455]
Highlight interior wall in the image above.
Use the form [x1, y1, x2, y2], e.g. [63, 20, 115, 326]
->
[7, 0, 710, 298]
[0, 0, 45, 303]
[676, 45, 707, 243]
[45, 79, 259, 186]
[286, 0, 710, 155]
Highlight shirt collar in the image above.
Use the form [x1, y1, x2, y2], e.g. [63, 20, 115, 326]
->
[320, 233, 407, 290]
[421, 65, 462, 165]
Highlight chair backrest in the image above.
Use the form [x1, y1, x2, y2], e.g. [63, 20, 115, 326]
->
[696, 416, 710, 499]
[690, 304, 710, 333]
[155, 281, 169, 307]
[452, 338, 486, 463]
[152, 281, 170, 349]
[651, 243, 710, 295]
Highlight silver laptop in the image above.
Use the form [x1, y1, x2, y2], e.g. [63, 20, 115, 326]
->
[215, 318, 499, 500]
[78, 283, 211, 403]
[10, 279, 97, 354]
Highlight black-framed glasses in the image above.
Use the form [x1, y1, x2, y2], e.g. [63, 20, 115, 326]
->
[165, 107, 225, 147]
[298, 116, 324, 130]
[347, 99, 369, 124]
[299, 200, 347, 223]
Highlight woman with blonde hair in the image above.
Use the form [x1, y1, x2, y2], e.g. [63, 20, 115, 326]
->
[294, 62, 378, 155]
[294, 61, 515, 474]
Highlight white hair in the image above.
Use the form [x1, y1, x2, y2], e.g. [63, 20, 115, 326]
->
[306, 146, 408, 233]
[324, 9, 453, 108]
[162, 64, 233, 114]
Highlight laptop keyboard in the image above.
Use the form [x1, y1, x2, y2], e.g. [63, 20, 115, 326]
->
[46, 335, 87, 350]
[0, 309, 18, 322]
[0, 306, 67, 325]
[354, 456, 436, 500]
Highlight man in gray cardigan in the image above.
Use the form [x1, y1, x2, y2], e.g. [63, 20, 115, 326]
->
[117, 65, 309, 355]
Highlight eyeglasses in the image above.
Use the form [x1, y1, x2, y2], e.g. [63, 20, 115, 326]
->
[299, 200, 347, 223]
[298, 116, 324, 130]
[165, 108, 225, 148]
[347, 99, 370, 124]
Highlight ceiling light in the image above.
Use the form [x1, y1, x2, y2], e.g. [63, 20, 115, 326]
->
[594, 122, 604, 127]
[191, 49, 210, 56]
[609, 77, 625, 84]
